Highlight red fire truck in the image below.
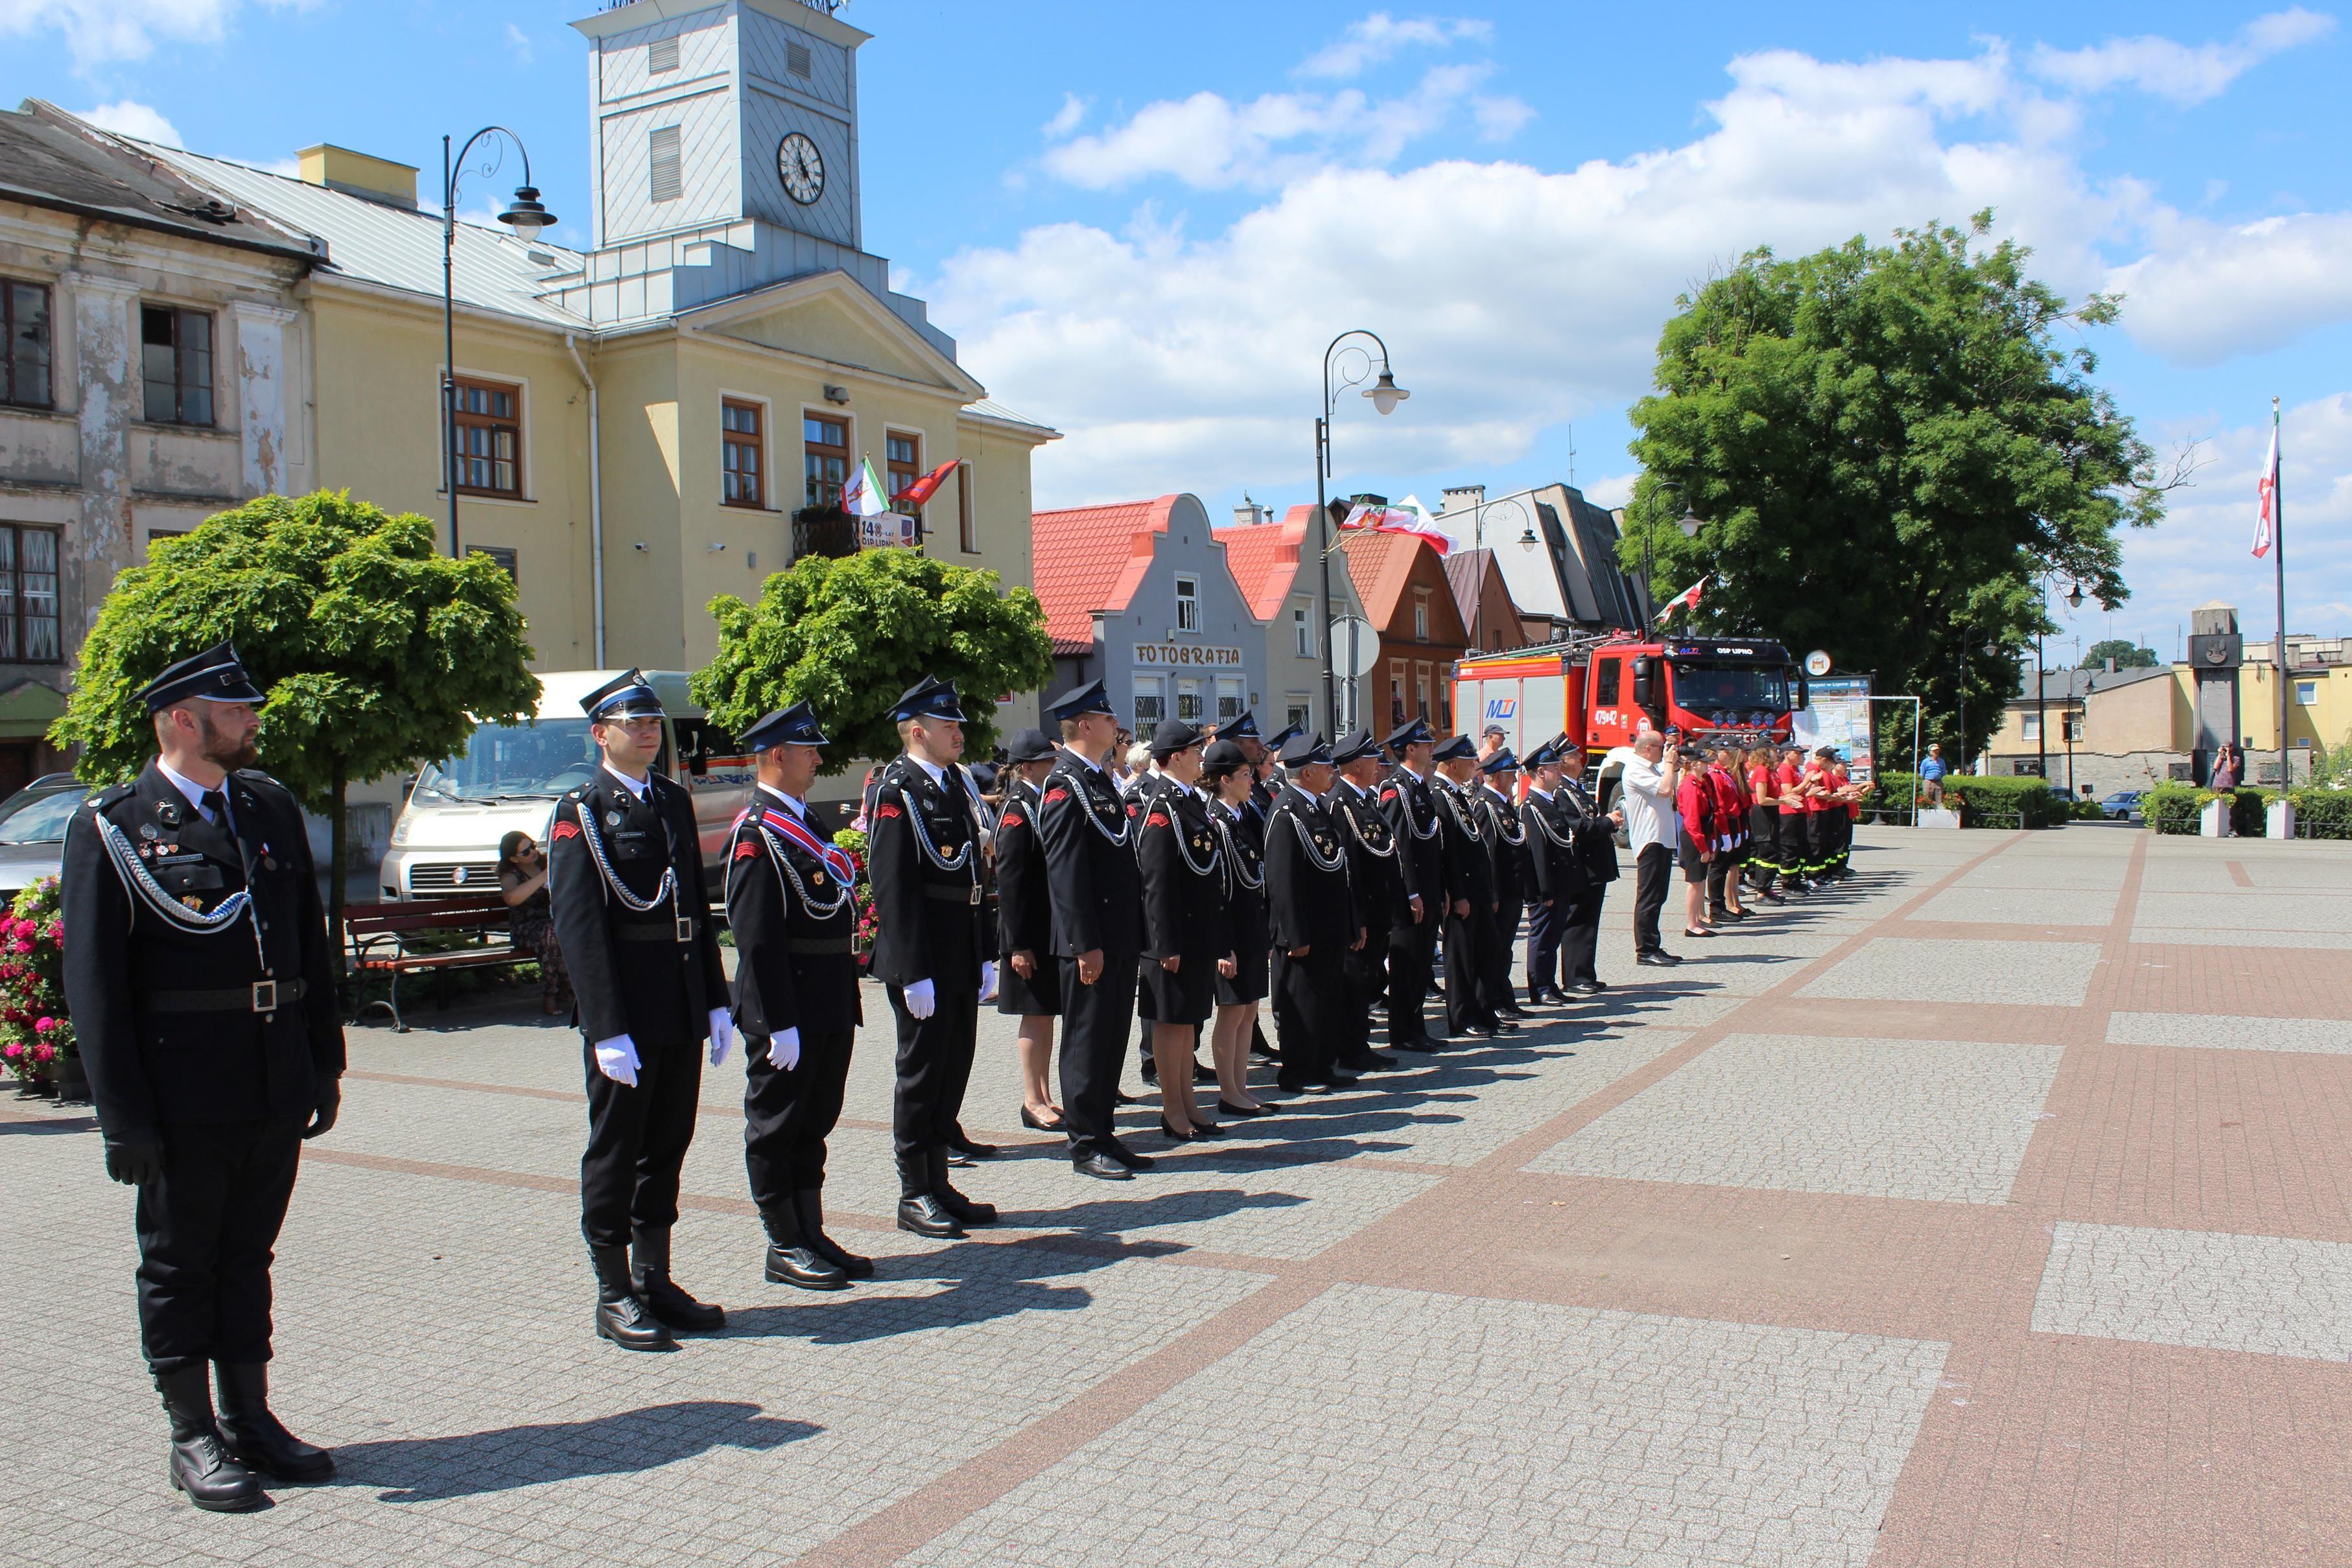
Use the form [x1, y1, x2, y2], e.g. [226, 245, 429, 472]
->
[1452, 632, 1805, 805]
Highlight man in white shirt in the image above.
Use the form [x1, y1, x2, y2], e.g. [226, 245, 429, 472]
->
[1616, 729, 1683, 966]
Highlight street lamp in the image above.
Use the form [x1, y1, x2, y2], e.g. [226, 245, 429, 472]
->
[1636, 481, 1703, 624]
[1468, 494, 1535, 653]
[442, 126, 557, 559]
[1315, 329, 1409, 736]
[1958, 627, 1997, 776]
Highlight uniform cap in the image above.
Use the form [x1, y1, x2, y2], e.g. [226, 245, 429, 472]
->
[582, 668, 664, 720]
[1221, 710, 1260, 740]
[1201, 738, 1251, 778]
[968, 762, 999, 795]
[1480, 749, 1518, 775]
[1384, 717, 1435, 751]
[1278, 731, 1333, 767]
[1149, 719, 1203, 758]
[890, 675, 967, 723]
[1265, 721, 1302, 752]
[1005, 727, 1057, 764]
[1044, 679, 1114, 723]
[1330, 727, 1380, 766]
[139, 640, 265, 713]
[1431, 734, 1476, 763]
[738, 701, 827, 751]
[1519, 738, 1559, 768]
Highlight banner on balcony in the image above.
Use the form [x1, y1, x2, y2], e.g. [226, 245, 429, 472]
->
[859, 511, 917, 550]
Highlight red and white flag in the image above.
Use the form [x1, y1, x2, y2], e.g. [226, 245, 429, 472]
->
[1656, 575, 1708, 622]
[1340, 500, 1452, 556]
[2253, 411, 2279, 558]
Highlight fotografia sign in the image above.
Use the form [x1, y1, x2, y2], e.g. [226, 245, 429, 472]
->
[1136, 644, 1245, 668]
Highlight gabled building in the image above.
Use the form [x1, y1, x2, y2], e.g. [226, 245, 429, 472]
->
[1442, 548, 1529, 654]
[1432, 482, 1645, 638]
[1216, 503, 1367, 737]
[1340, 526, 1469, 737]
[1031, 495, 1263, 738]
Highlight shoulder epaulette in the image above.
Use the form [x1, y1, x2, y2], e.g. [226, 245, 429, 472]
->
[93, 782, 135, 810]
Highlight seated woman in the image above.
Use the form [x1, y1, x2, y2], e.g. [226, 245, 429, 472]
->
[498, 829, 572, 1016]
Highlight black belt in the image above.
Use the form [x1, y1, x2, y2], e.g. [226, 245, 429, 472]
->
[923, 884, 983, 906]
[142, 978, 307, 1014]
[616, 917, 700, 942]
[788, 938, 853, 955]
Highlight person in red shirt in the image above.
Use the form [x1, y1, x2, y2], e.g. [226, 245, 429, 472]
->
[1673, 749, 1722, 937]
[1827, 755, 1860, 878]
[1774, 744, 1812, 890]
[1801, 747, 1839, 882]
[1744, 745, 1787, 903]
[1706, 749, 1749, 922]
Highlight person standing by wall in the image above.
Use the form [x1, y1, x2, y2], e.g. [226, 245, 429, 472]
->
[1619, 730, 1683, 965]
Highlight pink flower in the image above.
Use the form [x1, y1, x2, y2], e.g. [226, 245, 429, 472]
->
[29, 1042, 50, 1064]
[9, 940, 29, 955]
[1, 1042, 19, 1060]
[34, 1017, 54, 1035]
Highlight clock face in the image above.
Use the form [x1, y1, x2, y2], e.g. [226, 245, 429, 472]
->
[777, 132, 824, 205]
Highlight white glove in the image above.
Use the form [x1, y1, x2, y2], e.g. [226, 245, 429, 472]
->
[707, 1009, 736, 1067]
[593, 1035, 640, 1086]
[980, 961, 998, 1003]
[904, 978, 937, 1020]
[768, 1027, 802, 1070]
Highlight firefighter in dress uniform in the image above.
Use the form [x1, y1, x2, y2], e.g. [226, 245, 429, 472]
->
[1557, 741, 1623, 993]
[548, 670, 736, 1352]
[865, 676, 997, 1240]
[993, 727, 1065, 1132]
[1328, 727, 1407, 1072]
[62, 643, 342, 1511]
[1432, 735, 1511, 1038]
[1473, 749, 1535, 1024]
[1135, 720, 1235, 1141]
[1265, 732, 1364, 1094]
[1219, 711, 1279, 1066]
[725, 703, 869, 1293]
[1037, 680, 1152, 1182]
[1518, 739, 1581, 1005]
[1378, 718, 1447, 1050]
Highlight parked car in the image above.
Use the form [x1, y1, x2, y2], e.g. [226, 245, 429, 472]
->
[2099, 790, 2145, 821]
[0, 776, 91, 898]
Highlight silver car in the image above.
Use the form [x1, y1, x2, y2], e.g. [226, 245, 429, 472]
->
[0, 777, 89, 899]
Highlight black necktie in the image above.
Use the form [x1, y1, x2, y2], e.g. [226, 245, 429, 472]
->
[200, 789, 229, 830]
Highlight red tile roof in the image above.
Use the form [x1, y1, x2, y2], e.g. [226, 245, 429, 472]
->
[1029, 496, 1182, 655]
[1214, 506, 1322, 620]
[1340, 526, 1436, 630]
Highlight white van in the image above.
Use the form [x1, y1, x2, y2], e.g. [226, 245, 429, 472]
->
[379, 670, 753, 902]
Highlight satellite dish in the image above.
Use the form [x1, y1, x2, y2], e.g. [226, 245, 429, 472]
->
[1804, 649, 1832, 677]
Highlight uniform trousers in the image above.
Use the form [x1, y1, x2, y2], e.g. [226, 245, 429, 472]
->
[743, 1027, 854, 1215]
[1271, 946, 1345, 1084]
[888, 984, 979, 1159]
[1562, 887, 1606, 985]
[1525, 896, 1563, 992]
[1443, 905, 1498, 1033]
[1480, 898, 1522, 1014]
[1777, 813, 1809, 878]
[1342, 919, 1393, 1057]
[1632, 843, 1673, 954]
[134, 1114, 305, 1375]
[1059, 951, 1140, 1160]
[1387, 911, 1439, 1044]
[1805, 812, 1835, 874]
[581, 1034, 703, 1250]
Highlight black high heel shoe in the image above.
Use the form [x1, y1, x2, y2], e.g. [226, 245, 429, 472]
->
[1217, 1098, 1269, 1118]
[1019, 1105, 1066, 1132]
[1159, 1116, 1204, 1141]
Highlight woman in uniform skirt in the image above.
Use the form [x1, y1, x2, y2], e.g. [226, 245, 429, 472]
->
[1136, 721, 1234, 1140]
[992, 729, 1064, 1129]
[1202, 739, 1270, 1117]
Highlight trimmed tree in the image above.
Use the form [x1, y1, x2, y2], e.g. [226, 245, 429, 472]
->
[1622, 213, 2170, 766]
[692, 547, 1053, 770]
[52, 491, 537, 951]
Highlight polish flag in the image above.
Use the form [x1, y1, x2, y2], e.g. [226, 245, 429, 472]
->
[2253, 416, 2279, 558]
[1341, 501, 1452, 556]
[1656, 575, 1708, 621]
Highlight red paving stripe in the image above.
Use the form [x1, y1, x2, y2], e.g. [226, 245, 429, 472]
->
[2226, 858, 2256, 887]
[2111, 941, 2352, 1018]
[1735, 998, 2088, 1046]
[1893, 919, 2115, 942]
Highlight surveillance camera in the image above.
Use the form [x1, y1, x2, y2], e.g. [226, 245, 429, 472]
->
[632, 542, 648, 552]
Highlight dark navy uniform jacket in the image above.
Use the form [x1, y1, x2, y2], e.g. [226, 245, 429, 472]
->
[1037, 749, 1142, 961]
[1264, 784, 1358, 954]
[724, 788, 862, 1039]
[864, 755, 986, 992]
[547, 766, 727, 1047]
[62, 760, 342, 1134]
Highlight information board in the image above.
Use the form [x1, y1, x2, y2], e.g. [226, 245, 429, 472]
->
[1791, 675, 1875, 785]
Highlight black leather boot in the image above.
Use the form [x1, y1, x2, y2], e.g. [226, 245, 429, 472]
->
[156, 1364, 263, 1511]
[762, 1202, 847, 1291]
[928, 1145, 997, 1226]
[897, 1150, 964, 1237]
[632, 1226, 725, 1331]
[215, 1362, 333, 1482]
[591, 1242, 674, 1352]
[796, 1187, 873, 1278]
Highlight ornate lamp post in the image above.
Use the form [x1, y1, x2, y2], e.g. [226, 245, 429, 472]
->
[441, 127, 556, 557]
[1314, 330, 1408, 735]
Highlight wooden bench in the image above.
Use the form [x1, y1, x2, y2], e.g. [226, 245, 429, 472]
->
[344, 895, 528, 1033]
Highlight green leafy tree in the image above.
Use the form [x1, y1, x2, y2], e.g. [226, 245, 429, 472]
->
[2086, 638, 2159, 670]
[53, 491, 537, 948]
[693, 548, 1053, 770]
[1623, 213, 2172, 767]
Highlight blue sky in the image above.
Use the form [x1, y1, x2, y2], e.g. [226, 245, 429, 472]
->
[6, 1, 2348, 668]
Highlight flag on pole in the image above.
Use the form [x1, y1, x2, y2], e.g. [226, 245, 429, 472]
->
[2253, 410, 2280, 558]
[1339, 500, 1452, 556]
[1655, 575, 1708, 622]
[896, 458, 961, 511]
[841, 454, 892, 519]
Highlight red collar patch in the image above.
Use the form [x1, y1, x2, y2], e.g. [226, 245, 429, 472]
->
[552, 820, 582, 841]
[734, 840, 760, 860]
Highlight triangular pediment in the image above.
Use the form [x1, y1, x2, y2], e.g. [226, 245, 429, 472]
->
[683, 272, 982, 399]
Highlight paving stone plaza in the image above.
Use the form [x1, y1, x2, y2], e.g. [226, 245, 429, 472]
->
[6, 823, 2351, 1567]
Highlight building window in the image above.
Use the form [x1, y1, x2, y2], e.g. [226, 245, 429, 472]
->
[2062, 714, 2082, 742]
[141, 305, 213, 426]
[1413, 588, 1430, 642]
[803, 414, 847, 508]
[886, 432, 923, 527]
[451, 377, 523, 496]
[1415, 662, 1431, 721]
[1216, 677, 1243, 723]
[473, 546, 519, 583]
[957, 462, 979, 553]
[1175, 679, 1204, 723]
[722, 399, 764, 508]
[0, 526, 62, 664]
[2021, 712, 2041, 743]
[2, 281, 51, 410]
[648, 35, 680, 72]
[1292, 597, 1314, 657]
[1390, 659, 1407, 725]
[1133, 676, 1166, 733]
[1175, 574, 1200, 633]
[2297, 680, 2318, 705]
[1286, 697, 1311, 732]
[649, 125, 683, 204]
[786, 40, 813, 77]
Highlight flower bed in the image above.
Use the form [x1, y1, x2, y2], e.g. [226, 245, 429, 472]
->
[0, 878, 70, 1089]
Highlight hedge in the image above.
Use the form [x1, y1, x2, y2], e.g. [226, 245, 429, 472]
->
[1869, 771, 2067, 828]
[2142, 782, 2352, 837]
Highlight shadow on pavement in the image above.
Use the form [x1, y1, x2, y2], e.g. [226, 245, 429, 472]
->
[337, 1400, 819, 1501]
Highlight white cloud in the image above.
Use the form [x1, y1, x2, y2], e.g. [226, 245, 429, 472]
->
[2030, 7, 2334, 105]
[1299, 13, 1492, 80]
[77, 99, 180, 146]
[2106, 211, 2352, 366]
[1583, 473, 1638, 509]
[504, 21, 533, 65]
[1042, 93, 1087, 139]
[0, 0, 313, 67]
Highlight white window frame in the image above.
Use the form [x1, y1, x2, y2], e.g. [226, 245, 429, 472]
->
[1215, 677, 1244, 722]
[2021, 712, 2041, 742]
[1175, 677, 1205, 723]
[1132, 675, 1166, 732]
[1285, 696, 1311, 732]
[1413, 588, 1430, 641]
[2297, 680, 2318, 705]
[1175, 573, 1200, 633]
[1291, 596, 1314, 657]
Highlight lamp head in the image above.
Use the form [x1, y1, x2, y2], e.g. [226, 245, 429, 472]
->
[2066, 583, 2085, 609]
[1364, 370, 1409, 415]
[1518, 520, 1538, 546]
[499, 185, 556, 240]
[1678, 509, 1702, 540]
